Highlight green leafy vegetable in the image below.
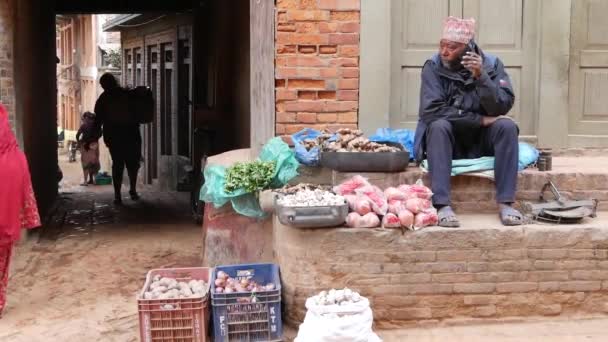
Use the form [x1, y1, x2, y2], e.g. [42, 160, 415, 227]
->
[224, 161, 276, 194]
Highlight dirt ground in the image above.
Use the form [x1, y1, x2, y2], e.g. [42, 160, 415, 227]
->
[1, 152, 608, 341]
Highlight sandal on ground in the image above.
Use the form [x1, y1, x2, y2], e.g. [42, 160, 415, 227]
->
[113, 197, 122, 205]
[438, 206, 460, 228]
[80, 183, 89, 187]
[499, 204, 524, 226]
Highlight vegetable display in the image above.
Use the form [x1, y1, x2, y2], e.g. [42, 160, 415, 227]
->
[143, 275, 208, 300]
[301, 128, 401, 153]
[310, 288, 362, 306]
[224, 160, 276, 193]
[213, 270, 276, 294]
[277, 189, 345, 207]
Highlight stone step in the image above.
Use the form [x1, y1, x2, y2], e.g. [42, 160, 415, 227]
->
[274, 214, 608, 327]
[294, 156, 608, 212]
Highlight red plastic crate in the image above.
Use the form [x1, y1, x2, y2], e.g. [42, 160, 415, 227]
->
[138, 267, 211, 342]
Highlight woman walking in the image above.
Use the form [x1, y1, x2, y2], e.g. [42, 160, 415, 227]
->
[76, 112, 101, 185]
[0, 103, 41, 317]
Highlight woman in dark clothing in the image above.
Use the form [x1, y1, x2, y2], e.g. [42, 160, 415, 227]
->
[94, 73, 141, 204]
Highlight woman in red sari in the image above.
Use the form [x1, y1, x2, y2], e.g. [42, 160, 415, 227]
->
[0, 103, 40, 317]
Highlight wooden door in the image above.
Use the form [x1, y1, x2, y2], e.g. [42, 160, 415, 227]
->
[389, 0, 539, 138]
[463, 0, 539, 138]
[569, 0, 608, 146]
[390, 0, 463, 130]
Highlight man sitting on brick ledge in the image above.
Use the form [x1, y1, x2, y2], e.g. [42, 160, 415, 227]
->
[413, 16, 523, 227]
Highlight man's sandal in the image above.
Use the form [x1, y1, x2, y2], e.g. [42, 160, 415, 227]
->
[438, 206, 460, 228]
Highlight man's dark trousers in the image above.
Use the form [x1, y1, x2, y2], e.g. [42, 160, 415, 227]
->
[425, 118, 519, 206]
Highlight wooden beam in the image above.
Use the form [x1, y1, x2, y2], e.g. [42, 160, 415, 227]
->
[250, 0, 275, 156]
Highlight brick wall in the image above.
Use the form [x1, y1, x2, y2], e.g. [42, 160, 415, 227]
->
[275, 0, 360, 143]
[275, 221, 608, 326]
[0, 0, 15, 127]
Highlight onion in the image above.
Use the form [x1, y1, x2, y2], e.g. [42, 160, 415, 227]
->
[265, 283, 275, 291]
[214, 278, 225, 287]
[215, 287, 224, 293]
[224, 287, 234, 294]
[240, 279, 250, 287]
[217, 271, 229, 280]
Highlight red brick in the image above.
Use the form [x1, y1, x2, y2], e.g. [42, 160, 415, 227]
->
[298, 45, 317, 54]
[276, 124, 286, 134]
[329, 58, 358, 67]
[319, 45, 338, 54]
[277, 67, 298, 78]
[277, 0, 298, 9]
[287, 79, 325, 89]
[296, 22, 317, 33]
[317, 113, 338, 122]
[329, 33, 360, 45]
[319, 22, 338, 33]
[330, 11, 360, 21]
[339, 45, 359, 57]
[276, 101, 286, 112]
[337, 90, 358, 101]
[276, 89, 298, 101]
[277, 11, 289, 22]
[339, 22, 360, 33]
[342, 67, 359, 78]
[299, 0, 318, 9]
[338, 111, 358, 123]
[285, 101, 325, 112]
[276, 79, 286, 88]
[276, 56, 288, 66]
[279, 33, 329, 45]
[320, 67, 339, 78]
[319, 0, 360, 10]
[288, 10, 330, 21]
[287, 56, 328, 67]
[277, 112, 297, 123]
[285, 124, 309, 134]
[277, 23, 297, 32]
[318, 90, 337, 100]
[338, 78, 359, 90]
[298, 90, 317, 100]
[296, 112, 318, 123]
[325, 100, 358, 112]
[277, 45, 297, 54]
[296, 68, 321, 78]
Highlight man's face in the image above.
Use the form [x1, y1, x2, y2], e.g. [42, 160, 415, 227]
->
[439, 39, 466, 69]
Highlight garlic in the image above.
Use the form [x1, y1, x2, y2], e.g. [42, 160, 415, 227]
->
[277, 189, 345, 207]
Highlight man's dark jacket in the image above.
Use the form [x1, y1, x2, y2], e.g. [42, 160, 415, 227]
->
[413, 45, 515, 162]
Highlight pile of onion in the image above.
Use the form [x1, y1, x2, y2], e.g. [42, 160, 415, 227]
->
[214, 270, 276, 294]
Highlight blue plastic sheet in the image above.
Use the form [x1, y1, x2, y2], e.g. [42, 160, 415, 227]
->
[369, 128, 415, 159]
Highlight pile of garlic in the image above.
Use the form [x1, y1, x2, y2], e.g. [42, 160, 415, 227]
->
[277, 189, 345, 207]
[311, 288, 362, 306]
[143, 274, 208, 300]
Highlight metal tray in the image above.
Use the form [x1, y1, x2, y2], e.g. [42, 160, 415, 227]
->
[275, 197, 348, 228]
[320, 143, 410, 172]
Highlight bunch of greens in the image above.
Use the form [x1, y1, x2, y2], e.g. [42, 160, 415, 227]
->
[224, 161, 276, 194]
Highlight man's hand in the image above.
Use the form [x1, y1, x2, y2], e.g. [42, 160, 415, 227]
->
[481, 115, 514, 127]
[462, 51, 483, 79]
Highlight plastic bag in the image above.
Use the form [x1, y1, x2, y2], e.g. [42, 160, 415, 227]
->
[387, 200, 407, 215]
[398, 210, 414, 229]
[355, 185, 388, 216]
[399, 182, 433, 201]
[405, 198, 431, 214]
[382, 213, 401, 228]
[346, 212, 380, 228]
[519, 142, 539, 171]
[353, 197, 372, 215]
[200, 137, 299, 217]
[295, 297, 381, 342]
[292, 128, 322, 166]
[384, 187, 406, 202]
[334, 175, 370, 196]
[414, 208, 438, 229]
[369, 128, 415, 159]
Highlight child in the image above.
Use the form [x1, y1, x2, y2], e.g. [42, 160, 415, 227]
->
[76, 112, 101, 185]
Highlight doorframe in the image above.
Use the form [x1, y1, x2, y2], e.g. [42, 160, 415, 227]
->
[250, 0, 275, 156]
